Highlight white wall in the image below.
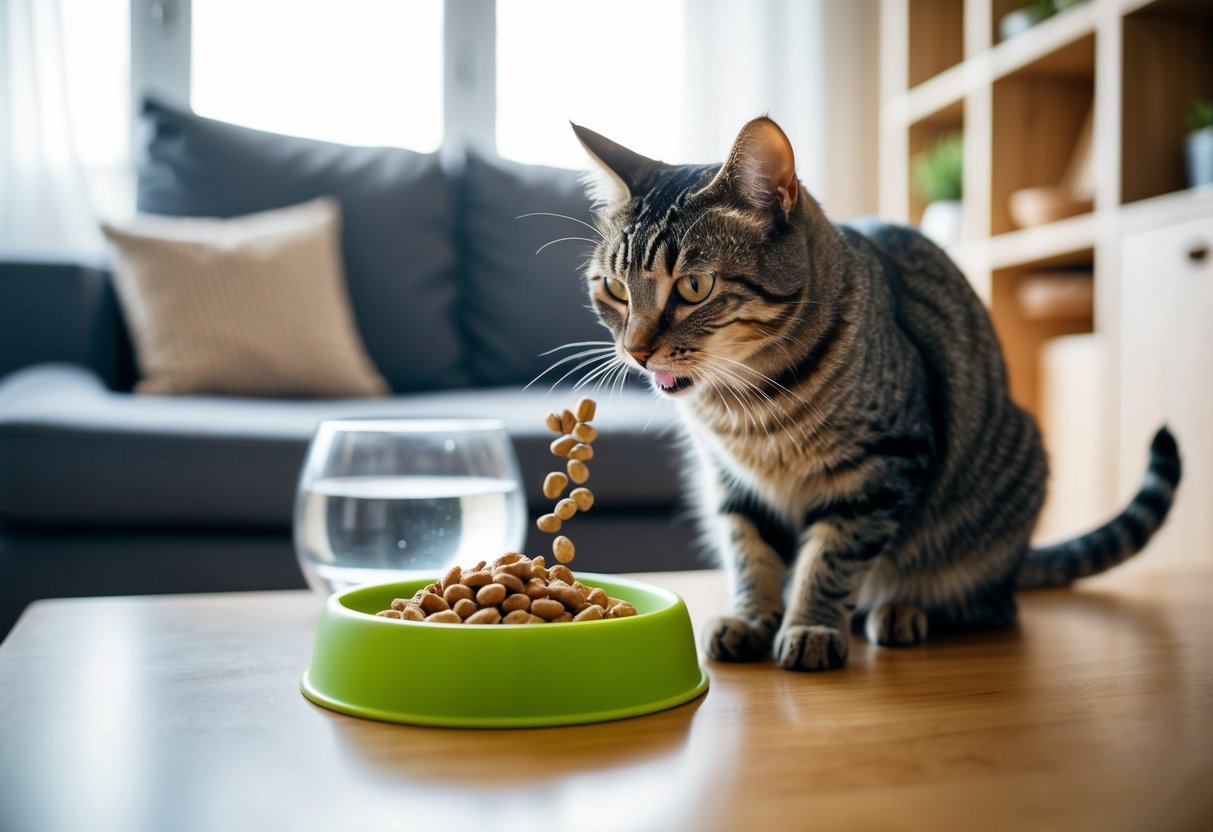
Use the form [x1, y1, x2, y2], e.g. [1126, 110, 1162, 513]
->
[683, 0, 880, 220]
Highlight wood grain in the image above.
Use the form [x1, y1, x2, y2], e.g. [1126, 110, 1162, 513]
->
[1121, 8, 1213, 204]
[991, 74, 1093, 236]
[908, 0, 966, 88]
[1, 565, 1211, 832]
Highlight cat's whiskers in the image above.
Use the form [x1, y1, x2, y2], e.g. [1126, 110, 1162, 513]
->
[612, 361, 632, 399]
[696, 354, 819, 445]
[711, 366, 779, 438]
[575, 353, 627, 393]
[704, 350, 809, 408]
[538, 340, 616, 355]
[613, 358, 632, 391]
[535, 236, 599, 255]
[697, 356, 792, 437]
[556, 342, 635, 401]
[572, 357, 614, 388]
[548, 353, 621, 391]
[515, 212, 605, 240]
[529, 346, 615, 378]
[697, 364, 740, 425]
[525, 342, 617, 391]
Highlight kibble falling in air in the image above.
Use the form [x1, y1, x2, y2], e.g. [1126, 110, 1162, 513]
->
[539, 397, 597, 562]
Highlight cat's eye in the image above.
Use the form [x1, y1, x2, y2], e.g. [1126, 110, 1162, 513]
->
[603, 275, 629, 302]
[675, 274, 714, 304]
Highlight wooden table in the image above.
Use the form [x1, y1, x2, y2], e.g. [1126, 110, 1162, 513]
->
[1, 566, 1211, 832]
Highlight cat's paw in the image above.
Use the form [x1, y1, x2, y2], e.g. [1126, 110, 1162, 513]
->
[774, 624, 849, 671]
[865, 602, 928, 647]
[704, 615, 776, 662]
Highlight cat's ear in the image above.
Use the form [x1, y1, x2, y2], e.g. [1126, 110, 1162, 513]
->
[705, 116, 798, 218]
[571, 123, 654, 206]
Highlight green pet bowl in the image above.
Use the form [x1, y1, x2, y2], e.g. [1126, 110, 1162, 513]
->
[301, 573, 709, 728]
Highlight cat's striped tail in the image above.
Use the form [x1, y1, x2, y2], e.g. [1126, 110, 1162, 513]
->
[1018, 427, 1182, 590]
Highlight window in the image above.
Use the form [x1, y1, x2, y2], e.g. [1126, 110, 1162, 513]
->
[61, 0, 131, 218]
[495, 0, 688, 168]
[55, 1, 865, 215]
[191, 0, 444, 151]
[61, 0, 130, 170]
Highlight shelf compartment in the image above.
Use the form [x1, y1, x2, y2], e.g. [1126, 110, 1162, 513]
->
[987, 210, 1097, 270]
[989, 248, 1096, 419]
[908, 0, 966, 88]
[990, 32, 1096, 236]
[1121, 0, 1213, 205]
[991, 0, 1099, 70]
[907, 99, 965, 229]
[1035, 331, 1106, 544]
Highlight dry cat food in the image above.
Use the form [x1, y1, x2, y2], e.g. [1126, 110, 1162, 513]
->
[373, 398, 636, 624]
[536, 396, 599, 562]
[373, 551, 637, 624]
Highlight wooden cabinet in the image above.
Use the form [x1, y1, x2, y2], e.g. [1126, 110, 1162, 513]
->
[1120, 214, 1213, 568]
[882, 0, 1213, 547]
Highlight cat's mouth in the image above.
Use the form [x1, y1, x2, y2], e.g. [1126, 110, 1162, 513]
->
[651, 369, 695, 396]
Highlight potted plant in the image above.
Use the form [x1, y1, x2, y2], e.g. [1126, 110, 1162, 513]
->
[1186, 97, 1213, 189]
[913, 131, 963, 247]
[999, 0, 1086, 42]
[999, 0, 1055, 41]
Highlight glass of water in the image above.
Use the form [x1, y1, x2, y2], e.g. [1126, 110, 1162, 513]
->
[293, 418, 526, 595]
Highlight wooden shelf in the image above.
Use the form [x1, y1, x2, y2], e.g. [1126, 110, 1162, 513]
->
[987, 211, 1096, 269]
[1119, 184, 1213, 232]
[1120, 0, 1213, 205]
[988, 1, 1099, 80]
[881, 0, 1213, 533]
[903, 64, 967, 124]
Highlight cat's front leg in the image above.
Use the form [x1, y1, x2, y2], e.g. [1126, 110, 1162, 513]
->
[775, 522, 893, 672]
[704, 516, 787, 662]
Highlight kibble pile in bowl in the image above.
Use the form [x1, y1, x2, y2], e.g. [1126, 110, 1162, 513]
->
[374, 552, 637, 624]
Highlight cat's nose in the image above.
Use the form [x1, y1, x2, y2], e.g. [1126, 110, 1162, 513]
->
[628, 347, 653, 367]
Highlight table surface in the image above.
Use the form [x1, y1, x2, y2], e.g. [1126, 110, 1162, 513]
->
[1, 564, 1211, 832]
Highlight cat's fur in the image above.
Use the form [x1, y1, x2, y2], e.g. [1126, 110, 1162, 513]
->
[571, 117, 1182, 671]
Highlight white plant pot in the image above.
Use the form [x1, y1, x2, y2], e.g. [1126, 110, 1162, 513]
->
[920, 200, 962, 248]
[1186, 126, 1213, 189]
[999, 6, 1047, 41]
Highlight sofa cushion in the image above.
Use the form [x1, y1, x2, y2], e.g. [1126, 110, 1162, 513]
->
[137, 97, 465, 393]
[458, 151, 607, 388]
[101, 199, 389, 398]
[0, 364, 681, 529]
[0, 257, 136, 391]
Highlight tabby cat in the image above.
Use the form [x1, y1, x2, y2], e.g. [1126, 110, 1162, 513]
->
[569, 116, 1182, 672]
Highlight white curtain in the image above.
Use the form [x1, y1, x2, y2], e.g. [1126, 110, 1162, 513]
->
[683, 0, 879, 220]
[0, 0, 103, 254]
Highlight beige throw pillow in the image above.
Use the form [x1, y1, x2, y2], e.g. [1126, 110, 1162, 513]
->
[102, 198, 389, 398]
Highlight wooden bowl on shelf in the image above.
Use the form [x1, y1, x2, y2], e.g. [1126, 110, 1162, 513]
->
[1008, 186, 1093, 229]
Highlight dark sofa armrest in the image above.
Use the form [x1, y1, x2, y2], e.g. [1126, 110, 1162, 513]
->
[0, 256, 135, 391]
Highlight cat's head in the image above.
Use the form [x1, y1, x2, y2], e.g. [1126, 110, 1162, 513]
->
[573, 117, 822, 400]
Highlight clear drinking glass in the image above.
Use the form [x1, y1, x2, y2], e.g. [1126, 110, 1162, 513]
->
[293, 419, 526, 595]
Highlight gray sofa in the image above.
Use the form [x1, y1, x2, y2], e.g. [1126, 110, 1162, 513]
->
[0, 100, 695, 637]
